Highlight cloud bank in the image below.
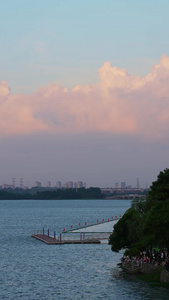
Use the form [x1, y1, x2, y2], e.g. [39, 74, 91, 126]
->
[1, 54, 169, 138]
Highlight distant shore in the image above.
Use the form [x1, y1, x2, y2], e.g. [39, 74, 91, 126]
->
[0, 186, 147, 200]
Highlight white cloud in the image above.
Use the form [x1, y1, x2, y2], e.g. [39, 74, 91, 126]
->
[1, 55, 169, 139]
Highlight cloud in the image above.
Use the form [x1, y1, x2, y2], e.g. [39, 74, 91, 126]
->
[0, 81, 10, 96]
[1, 54, 169, 138]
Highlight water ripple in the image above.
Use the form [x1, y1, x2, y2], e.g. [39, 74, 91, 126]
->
[0, 200, 169, 299]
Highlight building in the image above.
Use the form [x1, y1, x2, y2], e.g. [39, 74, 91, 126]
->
[115, 182, 119, 189]
[35, 181, 41, 188]
[56, 181, 62, 188]
[76, 181, 83, 188]
[67, 181, 73, 188]
[47, 181, 51, 188]
[121, 182, 126, 189]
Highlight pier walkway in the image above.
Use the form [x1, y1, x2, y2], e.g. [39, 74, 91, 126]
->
[68, 218, 119, 233]
[31, 233, 101, 245]
[32, 215, 121, 245]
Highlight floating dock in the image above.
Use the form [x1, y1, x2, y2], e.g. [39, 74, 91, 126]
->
[31, 216, 121, 245]
[31, 234, 100, 245]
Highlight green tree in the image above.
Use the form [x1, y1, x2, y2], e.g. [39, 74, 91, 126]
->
[109, 168, 169, 254]
[109, 205, 144, 254]
[146, 168, 169, 210]
[143, 200, 169, 249]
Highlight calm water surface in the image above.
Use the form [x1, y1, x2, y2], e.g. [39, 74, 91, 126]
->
[0, 199, 169, 299]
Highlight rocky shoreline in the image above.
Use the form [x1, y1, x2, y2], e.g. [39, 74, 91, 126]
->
[122, 261, 169, 283]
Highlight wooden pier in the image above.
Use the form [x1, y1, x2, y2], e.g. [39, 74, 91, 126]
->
[31, 217, 118, 245]
[31, 234, 101, 245]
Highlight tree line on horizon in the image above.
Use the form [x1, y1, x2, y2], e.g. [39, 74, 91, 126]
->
[0, 187, 104, 200]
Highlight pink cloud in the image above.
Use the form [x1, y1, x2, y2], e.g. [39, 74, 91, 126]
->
[1, 54, 169, 138]
[0, 81, 10, 96]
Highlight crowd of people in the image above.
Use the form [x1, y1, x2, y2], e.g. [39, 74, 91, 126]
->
[121, 249, 169, 271]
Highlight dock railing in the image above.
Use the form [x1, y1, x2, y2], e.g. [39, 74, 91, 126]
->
[32, 230, 110, 242]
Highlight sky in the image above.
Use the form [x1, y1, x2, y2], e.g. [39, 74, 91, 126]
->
[1, 0, 169, 188]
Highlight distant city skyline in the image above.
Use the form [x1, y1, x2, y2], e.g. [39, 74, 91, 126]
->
[0, 177, 148, 189]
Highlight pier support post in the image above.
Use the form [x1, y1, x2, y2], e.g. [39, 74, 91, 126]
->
[80, 232, 82, 241]
[59, 233, 62, 242]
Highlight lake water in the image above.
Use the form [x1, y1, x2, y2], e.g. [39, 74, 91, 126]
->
[0, 199, 169, 299]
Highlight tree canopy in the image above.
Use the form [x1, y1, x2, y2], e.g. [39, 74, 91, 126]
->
[109, 168, 169, 255]
[0, 187, 104, 200]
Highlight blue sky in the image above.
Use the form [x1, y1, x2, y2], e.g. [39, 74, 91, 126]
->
[1, 0, 169, 188]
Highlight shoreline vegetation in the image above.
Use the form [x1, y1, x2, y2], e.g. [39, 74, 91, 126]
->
[0, 187, 104, 200]
[0, 187, 147, 200]
[109, 168, 169, 284]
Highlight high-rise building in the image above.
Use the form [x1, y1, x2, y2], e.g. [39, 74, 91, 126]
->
[76, 181, 83, 188]
[56, 181, 62, 188]
[47, 181, 51, 187]
[67, 181, 73, 188]
[115, 182, 119, 189]
[121, 181, 126, 189]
